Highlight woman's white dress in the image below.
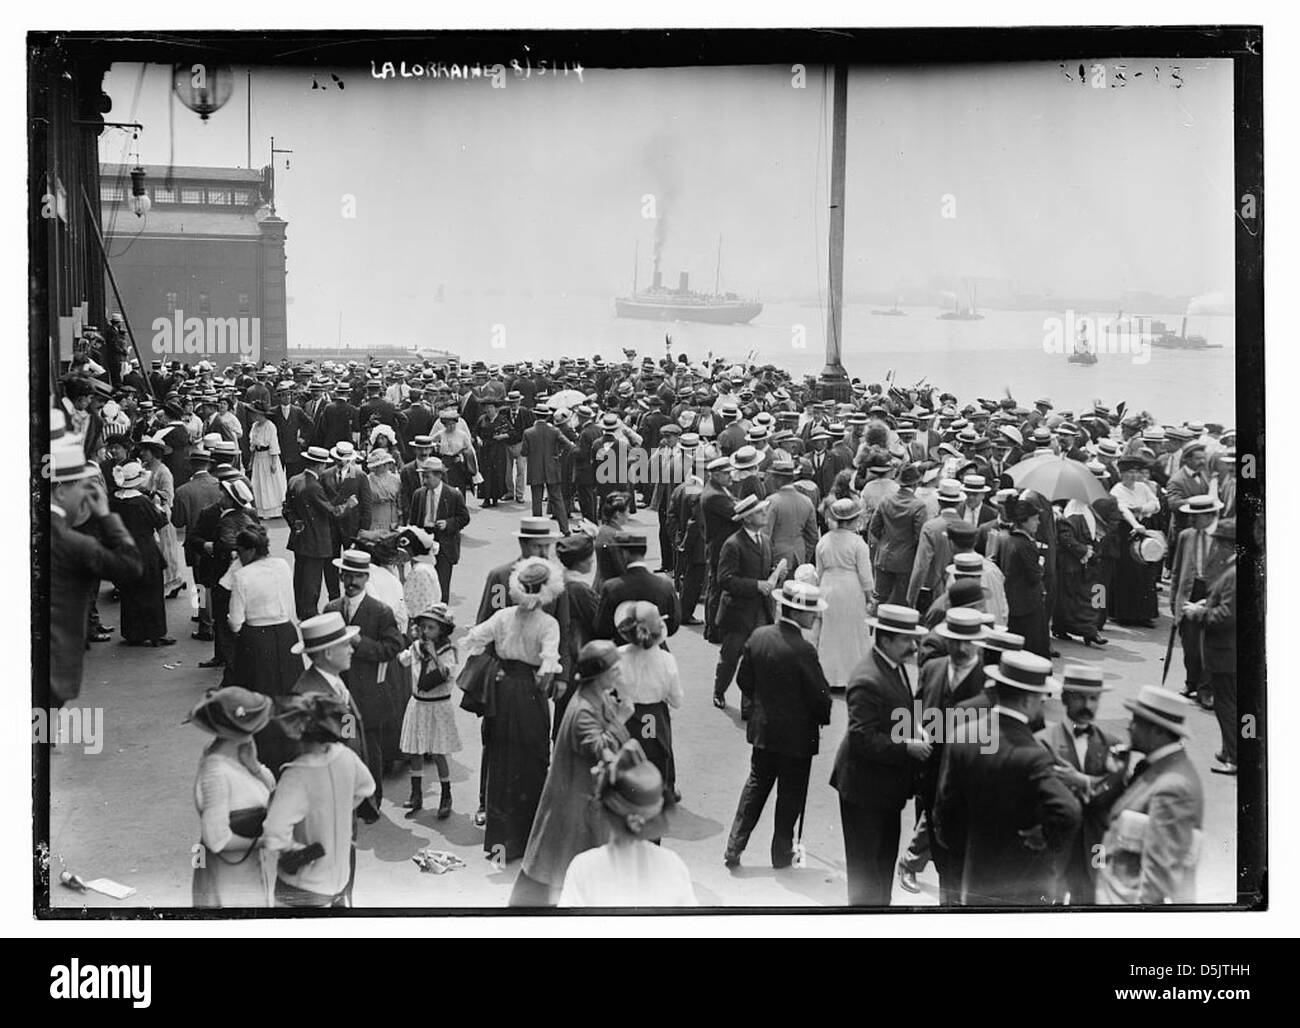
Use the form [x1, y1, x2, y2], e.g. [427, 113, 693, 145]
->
[815, 528, 875, 689]
[148, 462, 185, 592]
[249, 418, 287, 518]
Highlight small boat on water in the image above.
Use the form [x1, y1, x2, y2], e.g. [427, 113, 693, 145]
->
[872, 295, 907, 316]
[1149, 316, 1223, 350]
[938, 283, 984, 321]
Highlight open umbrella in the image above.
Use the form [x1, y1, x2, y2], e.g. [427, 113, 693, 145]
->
[1005, 454, 1108, 504]
[546, 388, 586, 411]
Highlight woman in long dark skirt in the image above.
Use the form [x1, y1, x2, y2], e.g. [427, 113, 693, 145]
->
[1052, 500, 1108, 646]
[461, 558, 563, 863]
[1108, 458, 1162, 626]
[110, 461, 173, 646]
[226, 524, 301, 776]
[997, 493, 1050, 658]
[1090, 497, 1121, 632]
[475, 400, 511, 507]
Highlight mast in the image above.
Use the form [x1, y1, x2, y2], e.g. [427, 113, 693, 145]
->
[818, 64, 851, 400]
[715, 234, 722, 295]
[632, 240, 638, 294]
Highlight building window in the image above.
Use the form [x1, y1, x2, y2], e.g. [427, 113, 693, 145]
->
[100, 185, 124, 203]
[232, 189, 253, 206]
[180, 187, 204, 204]
[198, 293, 211, 316]
[237, 293, 250, 314]
[153, 185, 177, 204]
[165, 292, 179, 314]
[207, 189, 231, 205]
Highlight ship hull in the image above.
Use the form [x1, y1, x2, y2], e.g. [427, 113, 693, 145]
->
[614, 298, 762, 325]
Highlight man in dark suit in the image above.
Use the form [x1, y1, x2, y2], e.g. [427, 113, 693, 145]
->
[50, 456, 143, 706]
[402, 387, 435, 446]
[592, 532, 681, 641]
[571, 406, 601, 521]
[270, 381, 313, 483]
[869, 463, 930, 606]
[1097, 685, 1204, 904]
[358, 379, 408, 449]
[802, 428, 845, 505]
[715, 404, 747, 456]
[830, 604, 931, 905]
[171, 448, 222, 641]
[408, 458, 472, 601]
[724, 582, 833, 869]
[315, 391, 359, 451]
[1182, 517, 1237, 774]
[521, 405, 573, 534]
[1034, 665, 1126, 904]
[933, 650, 1082, 907]
[957, 474, 999, 527]
[324, 550, 405, 808]
[188, 471, 259, 670]
[320, 442, 372, 599]
[700, 457, 737, 641]
[899, 608, 989, 900]
[284, 447, 354, 621]
[397, 435, 435, 523]
[713, 495, 779, 714]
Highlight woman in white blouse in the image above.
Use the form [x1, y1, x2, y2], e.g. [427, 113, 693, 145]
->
[615, 601, 684, 805]
[461, 557, 563, 863]
[226, 524, 301, 775]
[189, 687, 276, 908]
[1108, 456, 1162, 626]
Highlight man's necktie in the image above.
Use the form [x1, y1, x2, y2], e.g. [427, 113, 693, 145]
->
[1073, 723, 1093, 738]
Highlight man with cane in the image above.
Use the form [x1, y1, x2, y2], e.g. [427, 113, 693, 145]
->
[723, 581, 833, 870]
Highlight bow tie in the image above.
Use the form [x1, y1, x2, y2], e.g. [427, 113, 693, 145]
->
[1072, 723, 1093, 738]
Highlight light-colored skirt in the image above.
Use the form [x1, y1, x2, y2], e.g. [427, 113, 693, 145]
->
[159, 523, 185, 590]
[816, 566, 871, 689]
[251, 451, 287, 518]
[399, 696, 462, 755]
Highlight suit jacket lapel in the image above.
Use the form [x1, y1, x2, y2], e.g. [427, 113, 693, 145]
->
[1056, 721, 1082, 770]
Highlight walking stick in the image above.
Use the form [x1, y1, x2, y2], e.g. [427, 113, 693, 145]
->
[1160, 616, 1179, 685]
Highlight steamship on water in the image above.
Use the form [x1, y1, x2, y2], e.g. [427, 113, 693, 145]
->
[614, 238, 763, 325]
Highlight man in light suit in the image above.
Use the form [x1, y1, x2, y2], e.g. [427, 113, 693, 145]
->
[409, 457, 472, 601]
[323, 550, 406, 812]
[830, 603, 932, 905]
[1097, 686, 1204, 904]
[1034, 665, 1126, 904]
[933, 650, 1082, 907]
[763, 458, 819, 584]
[713, 496, 778, 715]
[907, 478, 966, 609]
[521, 405, 574, 534]
[1169, 495, 1225, 708]
[869, 463, 929, 606]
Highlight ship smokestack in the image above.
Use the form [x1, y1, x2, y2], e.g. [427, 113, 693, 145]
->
[679, 271, 689, 292]
[653, 268, 662, 290]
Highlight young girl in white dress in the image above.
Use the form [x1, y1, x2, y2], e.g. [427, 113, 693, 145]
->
[397, 603, 461, 819]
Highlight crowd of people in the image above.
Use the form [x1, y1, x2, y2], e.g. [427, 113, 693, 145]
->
[48, 346, 1240, 908]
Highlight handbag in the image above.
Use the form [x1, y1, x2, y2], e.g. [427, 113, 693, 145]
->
[458, 643, 501, 716]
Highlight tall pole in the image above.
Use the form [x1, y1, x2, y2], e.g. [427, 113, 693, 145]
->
[246, 69, 251, 169]
[819, 63, 851, 400]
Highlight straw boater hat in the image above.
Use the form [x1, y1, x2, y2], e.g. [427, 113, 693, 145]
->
[865, 603, 929, 637]
[961, 473, 990, 495]
[332, 548, 372, 574]
[777, 580, 828, 613]
[301, 445, 330, 465]
[410, 434, 436, 450]
[1059, 663, 1111, 694]
[936, 478, 966, 504]
[934, 607, 990, 642]
[330, 440, 358, 462]
[291, 610, 361, 655]
[730, 445, 763, 471]
[985, 651, 1059, 694]
[975, 629, 1025, 654]
[947, 552, 985, 578]
[49, 443, 99, 483]
[1123, 685, 1192, 737]
[731, 494, 771, 522]
[1180, 493, 1224, 516]
[186, 686, 272, 740]
[514, 515, 562, 541]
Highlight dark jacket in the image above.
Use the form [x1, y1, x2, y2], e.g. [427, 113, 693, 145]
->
[999, 528, 1046, 616]
[522, 420, 573, 486]
[408, 483, 471, 565]
[323, 593, 405, 728]
[284, 471, 341, 559]
[270, 404, 313, 467]
[1200, 561, 1236, 674]
[868, 487, 930, 573]
[320, 466, 372, 547]
[714, 528, 774, 635]
[51, 509, 142, 703]
[915, 655, 986, 813]
[592, 565, 681, 641]
[829, 648, 918, 811]
[933, 710, 1082, 906]
[700, 480, 737, 564]
[737, 622, 832, 758]
[315, 399, 359, 450]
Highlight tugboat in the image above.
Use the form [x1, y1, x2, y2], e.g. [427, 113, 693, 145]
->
[614, 237, 762, 325]
[872, 295, 907, 316]
[1068, 319, 1097, 366]
[937, 283, 984, 321]
[1149, 316, 1222, 350]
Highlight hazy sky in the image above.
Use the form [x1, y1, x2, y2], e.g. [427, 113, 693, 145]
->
[101, 57, 1234, 344]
